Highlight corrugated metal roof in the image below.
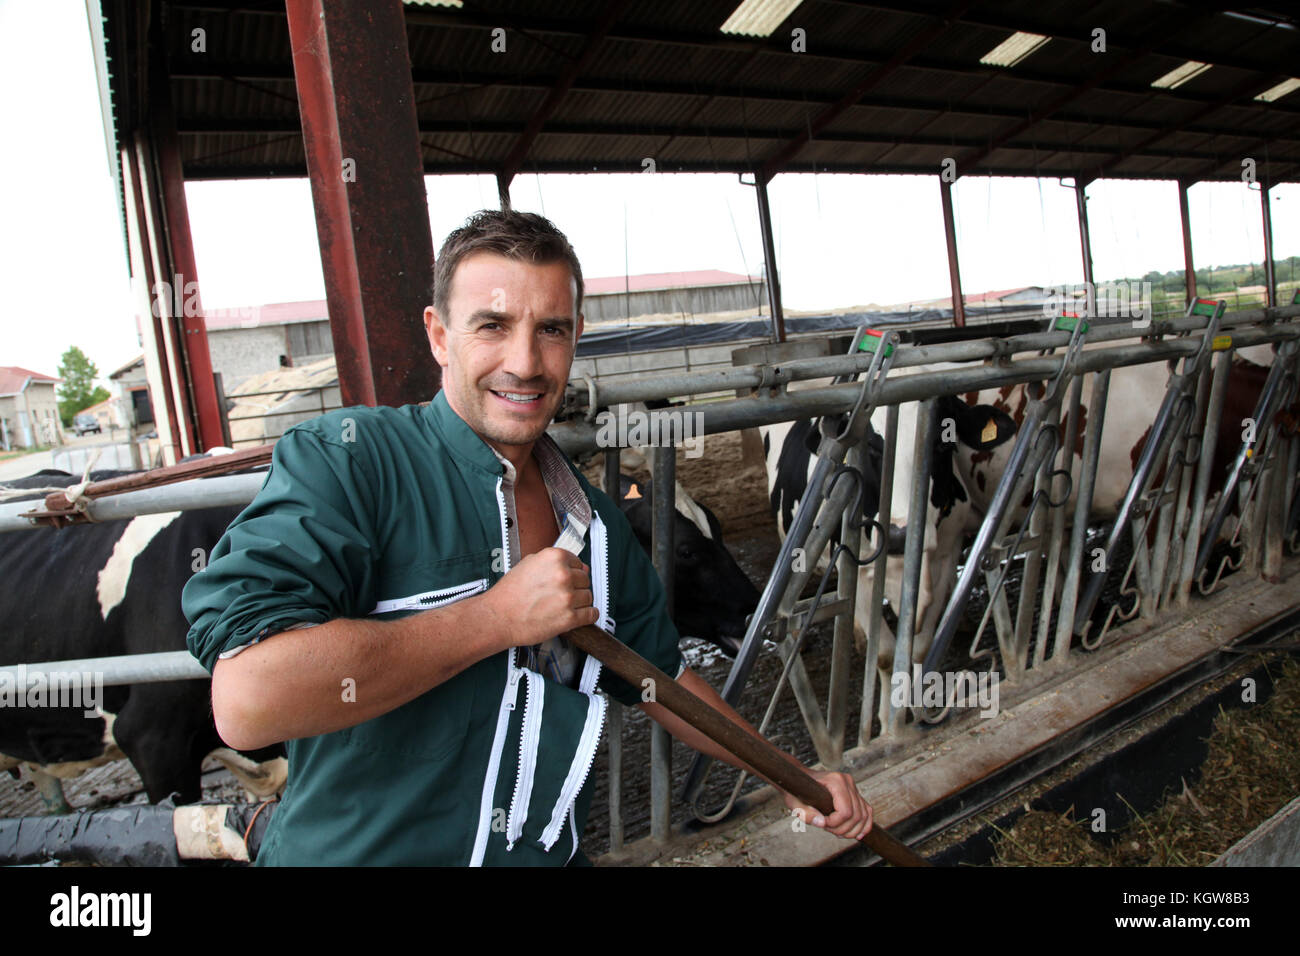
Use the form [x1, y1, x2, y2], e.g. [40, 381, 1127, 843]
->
[101, 0, 1300, 184]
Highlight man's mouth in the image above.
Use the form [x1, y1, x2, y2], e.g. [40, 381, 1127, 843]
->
[489, 389, 545, 407]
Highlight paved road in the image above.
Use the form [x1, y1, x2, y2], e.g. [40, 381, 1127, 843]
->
[0, 432, 133, 483]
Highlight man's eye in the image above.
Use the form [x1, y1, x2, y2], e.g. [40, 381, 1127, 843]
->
[542, 325, 566, 336]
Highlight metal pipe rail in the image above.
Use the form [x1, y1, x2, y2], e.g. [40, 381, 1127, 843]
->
[551, 320, 1300, 458]
[0, 473, 267, 534]
[568, 305, 1300, 411]
[3, 315, 1297, 536]
[0, 651, 207, 685]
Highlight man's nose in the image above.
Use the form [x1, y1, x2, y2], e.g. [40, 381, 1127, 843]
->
[502, 325, 544, 381]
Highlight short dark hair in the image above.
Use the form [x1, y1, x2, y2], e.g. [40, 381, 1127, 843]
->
[432, 209, 584, 321]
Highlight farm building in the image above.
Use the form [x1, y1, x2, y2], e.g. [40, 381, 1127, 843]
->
[0, 367, 63, 450]
[3, 0, 1300, 886]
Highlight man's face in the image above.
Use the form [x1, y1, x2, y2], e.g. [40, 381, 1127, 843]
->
[424, 251, 583, 451]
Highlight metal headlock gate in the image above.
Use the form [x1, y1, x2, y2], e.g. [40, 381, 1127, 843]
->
[4, 302, 1300, 861]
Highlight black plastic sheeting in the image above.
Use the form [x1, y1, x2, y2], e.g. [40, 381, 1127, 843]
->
[574, 305, 1042, 357]
[1, 801, 181, 866]
[0, 798, 277, 867]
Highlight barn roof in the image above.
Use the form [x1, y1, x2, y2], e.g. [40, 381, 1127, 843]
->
[96, 1, 1300, 186]
[0, 367, 62, 397]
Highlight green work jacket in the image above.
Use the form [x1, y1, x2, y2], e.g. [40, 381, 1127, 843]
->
[183, 390, 682, 865]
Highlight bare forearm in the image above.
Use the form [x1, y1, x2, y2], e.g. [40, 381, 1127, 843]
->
[211, 594, 506, 750]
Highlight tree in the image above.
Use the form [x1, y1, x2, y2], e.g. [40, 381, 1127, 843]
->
[56, 346, 110, 428]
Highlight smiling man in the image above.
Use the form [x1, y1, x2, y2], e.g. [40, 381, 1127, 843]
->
[183, 210, 870, 865]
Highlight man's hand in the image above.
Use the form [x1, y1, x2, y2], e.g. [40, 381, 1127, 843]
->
[782, 769, 873, 841]
[480, 547, 600, 648]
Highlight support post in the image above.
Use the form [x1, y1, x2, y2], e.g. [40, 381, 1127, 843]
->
[650, 444, 676, 841]
[122, 141, 184, 466]
[151, 35, 225, 452]
[940, 177, 966, 328]
[1262, 180, 1277, 308]
[1179, 179, 1198, 306]
[286, 0, 440, 408]
[754, 175, 785, 343]
[1076, 178, 1096, 318]
[497, 172, 512, 211]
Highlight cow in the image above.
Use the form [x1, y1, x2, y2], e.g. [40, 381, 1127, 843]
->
[958, 350, 1300, 580]
[0, 469, 287, 815]
[760, 373, 1016, 727]
[614, 474, 761, 657]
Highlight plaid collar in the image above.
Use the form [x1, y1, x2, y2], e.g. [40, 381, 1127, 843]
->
[489, 433, 592, 555]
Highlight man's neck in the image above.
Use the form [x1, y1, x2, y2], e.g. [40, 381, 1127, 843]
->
[484, 437, 536, 482]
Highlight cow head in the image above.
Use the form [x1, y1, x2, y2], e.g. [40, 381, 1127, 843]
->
[616, 475, 759, 657]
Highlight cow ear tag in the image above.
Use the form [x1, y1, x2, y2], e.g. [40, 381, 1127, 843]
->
[981, 418, 999, 445]
[626, 483, 642, 499]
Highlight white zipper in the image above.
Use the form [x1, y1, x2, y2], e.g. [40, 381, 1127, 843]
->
[494, 475, 513, 575]
[506, 669, 545, 850]
[369, 578, 488, 616]
[589, 512, 614, 635]
[539, 691, 607, 851]
[469, 649, 523, 866]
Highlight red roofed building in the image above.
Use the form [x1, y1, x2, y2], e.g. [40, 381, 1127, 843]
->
[0, 367, 64, 450]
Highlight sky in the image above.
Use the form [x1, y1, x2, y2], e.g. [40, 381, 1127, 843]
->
[2, 0, 1297, 385]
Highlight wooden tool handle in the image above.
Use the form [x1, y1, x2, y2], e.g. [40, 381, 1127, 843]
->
[564, 624, 930, 867]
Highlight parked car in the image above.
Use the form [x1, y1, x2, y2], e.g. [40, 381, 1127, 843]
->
[73, 412, 102, 436]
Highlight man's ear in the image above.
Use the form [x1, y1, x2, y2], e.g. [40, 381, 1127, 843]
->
[575, 311, 584, 344]
[425, 306, 449, 368]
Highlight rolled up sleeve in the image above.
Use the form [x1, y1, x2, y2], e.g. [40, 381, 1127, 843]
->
[183, 424, 379, 674]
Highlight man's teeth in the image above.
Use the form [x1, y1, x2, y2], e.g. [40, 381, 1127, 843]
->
[496, 391, 540, 403]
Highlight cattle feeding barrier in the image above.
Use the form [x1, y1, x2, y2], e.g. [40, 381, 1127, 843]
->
[3, 302, 1300, 863]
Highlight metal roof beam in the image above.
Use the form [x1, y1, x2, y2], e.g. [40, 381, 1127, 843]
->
[170, 53, 1300, 125]
[167, 64, 1300, 144]
[497, 0, 631, 187]
[172, 116, 1300, 167]
[179, 158, 1300, 182]
[951, 3, 1219, 177]
[831, 0, 1299, 80]
[757, 0, 973, 180]
[1091, 73, 1291, 178]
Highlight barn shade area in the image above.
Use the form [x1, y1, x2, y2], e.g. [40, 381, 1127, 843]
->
[1, 0, 1297, 884]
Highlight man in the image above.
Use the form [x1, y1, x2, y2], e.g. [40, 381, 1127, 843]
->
[183, 210, 871, 865]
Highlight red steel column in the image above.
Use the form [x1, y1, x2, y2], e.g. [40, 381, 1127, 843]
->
[1179, 179, 1198, 306]
[940, 177, 966, 328]
[123, 141, 184, 464]
[152, 56, 226, 451]
[286, 0, 440, 407]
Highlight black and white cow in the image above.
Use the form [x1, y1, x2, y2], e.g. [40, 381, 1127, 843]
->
[614, 474, 760, 657]
[0, 469, 286, 814]
[761, 376, 1016, 724]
